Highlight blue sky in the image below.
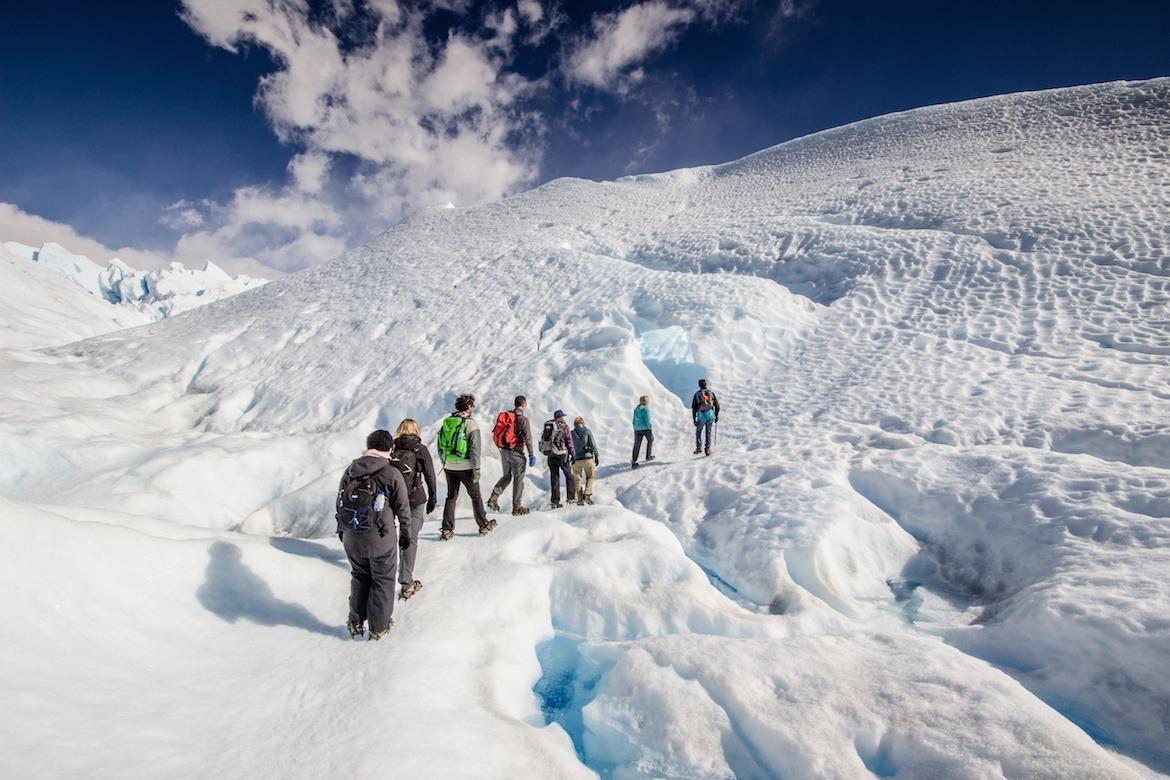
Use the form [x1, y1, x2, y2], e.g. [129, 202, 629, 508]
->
[2, 0, 1168, 274]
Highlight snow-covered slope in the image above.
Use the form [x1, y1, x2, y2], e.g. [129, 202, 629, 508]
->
[2, 79, 1169, 778]
[0, 241, 265, 348]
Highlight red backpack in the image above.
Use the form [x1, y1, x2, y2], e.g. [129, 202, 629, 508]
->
[493, 411, 521, 449]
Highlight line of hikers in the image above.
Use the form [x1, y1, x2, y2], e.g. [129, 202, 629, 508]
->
[334, 381, 720, 640]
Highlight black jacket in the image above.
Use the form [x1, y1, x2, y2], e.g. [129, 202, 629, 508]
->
[393, 434, 437, 508]
[338, 454, 411, 557]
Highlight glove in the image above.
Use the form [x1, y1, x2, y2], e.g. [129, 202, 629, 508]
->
[473, 469, 480, 481]
[529, 455, 536, 467]
[426, 498, 436, 514]
[399, 534, 411, 550]
[594, 457, 600, 467]
[336, 530, 343, 542]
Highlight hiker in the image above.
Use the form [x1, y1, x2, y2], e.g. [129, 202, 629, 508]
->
[571, 416, 600, 505]
[336, 429, 412, 640]
[437, 393, 495, 540]
[692, 379, 721, 456]
[488, 395, 537, 516]
[631, 395, 655, 469]
[392, 419, 436, 600]
[539, 409, 577, 508]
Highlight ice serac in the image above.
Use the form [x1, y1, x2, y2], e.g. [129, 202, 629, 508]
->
[3, 79, 1170, 777]
[0, 240, 267, 349]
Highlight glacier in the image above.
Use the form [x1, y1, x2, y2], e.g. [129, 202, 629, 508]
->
[0, 240, 265, 348]
[1, 78, 1168, 778]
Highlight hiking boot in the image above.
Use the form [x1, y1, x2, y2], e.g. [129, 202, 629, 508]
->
[439, 528, 454, 541]
[479, 519, 497, 535]
[512, 506, 530, 516]
[705, 450, 712, 456]
[694, 448, 702, 455]
[646, 456, 657, 461]
[550, 502, 563, 509]
[346, 618, 365, 638]
[584, 495, 594, 506]
[486, 494, 501, 512]
[368, 619, 395, 641]
[630, 462, 639, 469]
[400, 580, 423, 600]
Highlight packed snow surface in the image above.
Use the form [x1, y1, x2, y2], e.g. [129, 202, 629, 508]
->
[2, 79, 1170, 778]
[0, 240, 265, 348]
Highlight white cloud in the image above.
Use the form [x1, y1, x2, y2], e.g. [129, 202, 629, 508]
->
[161, 200, 209, 229]
[172, 0, 546, 272]
[565, 1, 696, 91]
[518, 0, 543, 25]
[288, 152, 331, 194]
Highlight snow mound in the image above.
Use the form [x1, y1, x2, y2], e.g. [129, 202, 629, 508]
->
[3, 78, 1170, 776]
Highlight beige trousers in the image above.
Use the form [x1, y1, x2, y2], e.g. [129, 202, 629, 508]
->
[571, 459, 595, 501]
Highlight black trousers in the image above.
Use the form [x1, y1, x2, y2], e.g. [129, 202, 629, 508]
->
[443, 468, 488, 532]
[347, 549, 397, 632]
[548, 454, 576, 505]
[632, 429, 654, 463]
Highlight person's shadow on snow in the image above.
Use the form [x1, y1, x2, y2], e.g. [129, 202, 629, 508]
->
[268, 536, 348, 570]
[197, 541, 341, 638]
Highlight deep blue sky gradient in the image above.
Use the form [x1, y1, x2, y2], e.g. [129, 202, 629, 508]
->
[1, 0, 1168, 252]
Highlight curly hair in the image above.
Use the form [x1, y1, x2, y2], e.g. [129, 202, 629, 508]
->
[366, 429, 394, 451]
[455, 393, 476, 412]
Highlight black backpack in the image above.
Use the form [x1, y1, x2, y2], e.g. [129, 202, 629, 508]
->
[336, 468, 386, 536]
[392, 444, 424, 497]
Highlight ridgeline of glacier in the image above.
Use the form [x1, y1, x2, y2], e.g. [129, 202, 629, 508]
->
[2, 78, 1169, 779]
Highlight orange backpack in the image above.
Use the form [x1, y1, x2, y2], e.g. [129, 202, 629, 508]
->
[493, 411, 520, 449]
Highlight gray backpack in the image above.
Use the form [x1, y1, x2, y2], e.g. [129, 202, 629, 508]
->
[539, 420, 567, 456]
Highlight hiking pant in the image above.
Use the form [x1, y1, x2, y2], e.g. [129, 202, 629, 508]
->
[695, 420, 714, 452]
[347, 548, 397, 632]
[548, 454, 576, 505]
[632, 429, 654, 463]
[443, 468, 489, 532]
[398, 503, 425, 586]
[491, 448, 527, 509]
[572, 459, 595, 501]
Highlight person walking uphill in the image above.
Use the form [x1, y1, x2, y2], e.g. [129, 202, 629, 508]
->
[631, 395, 655, 469]
[488, 395, 537, 516]
[392, 419, 436, 600]
[571, 416, 600, 505]
[692, 379, 720, 456]
[437, 393, 494, 541]
[336, 429, 412, 640]
[539, 410, 577, 508]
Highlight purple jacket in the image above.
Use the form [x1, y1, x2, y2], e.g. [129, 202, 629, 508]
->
[557, 419, 576, 459]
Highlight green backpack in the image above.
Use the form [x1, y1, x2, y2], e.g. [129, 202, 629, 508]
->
[437, 415, 469, 463]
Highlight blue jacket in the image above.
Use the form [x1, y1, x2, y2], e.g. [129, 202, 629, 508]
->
[692, 389, 719, 423]
[632, 404, 652, 431]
